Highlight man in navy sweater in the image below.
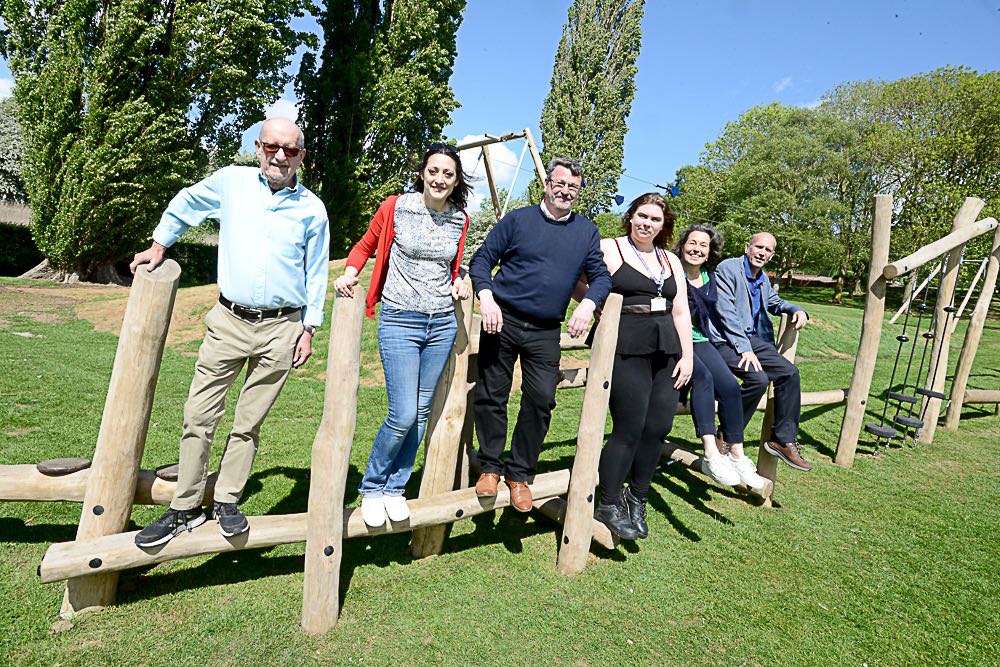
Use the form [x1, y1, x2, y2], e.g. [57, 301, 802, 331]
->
[469, 157, 612, 512]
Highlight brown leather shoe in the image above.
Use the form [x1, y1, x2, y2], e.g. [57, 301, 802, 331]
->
[505, 479, 533, 512]
[763, 440, 812, 472]
[475, 472, 500, 497]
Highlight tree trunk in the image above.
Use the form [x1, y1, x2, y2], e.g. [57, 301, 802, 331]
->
[832, 265, 846, 304]
[18, 259, 128, 285]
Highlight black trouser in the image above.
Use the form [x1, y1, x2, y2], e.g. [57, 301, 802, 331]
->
[690, 342, 745, 443]
[474, 310, 561, 482]
[599, 351, 679, 504]
[714, 335, 801, 445]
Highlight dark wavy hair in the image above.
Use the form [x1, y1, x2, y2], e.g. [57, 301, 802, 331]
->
[673, 223, 724, 266]
[621, 193, 676, 248]
[412, 143, 472, 211]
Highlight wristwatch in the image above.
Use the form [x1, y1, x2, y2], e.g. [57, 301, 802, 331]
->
[303, 325, 317, 335]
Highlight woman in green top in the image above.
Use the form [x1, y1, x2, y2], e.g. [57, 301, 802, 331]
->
[676, 224, 770, 493]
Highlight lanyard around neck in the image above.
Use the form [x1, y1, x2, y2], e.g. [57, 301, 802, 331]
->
[627, 236, 668, 292]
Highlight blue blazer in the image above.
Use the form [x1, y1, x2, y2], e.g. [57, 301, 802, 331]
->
[706, 257, 805, 354]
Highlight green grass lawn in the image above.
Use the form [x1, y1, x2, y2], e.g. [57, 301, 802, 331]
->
[1, 280, 998, 666]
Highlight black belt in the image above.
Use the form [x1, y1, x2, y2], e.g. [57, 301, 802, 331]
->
[219, 295, 301, 322]
[621, 304, 669, 315]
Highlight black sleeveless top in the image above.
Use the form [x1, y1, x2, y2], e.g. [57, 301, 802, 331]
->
[609, 239, 681, 356]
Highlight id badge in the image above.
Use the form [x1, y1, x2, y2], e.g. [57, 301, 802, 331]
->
[650, 297, 667, 312]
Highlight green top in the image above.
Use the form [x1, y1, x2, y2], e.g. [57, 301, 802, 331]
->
[691, 269, 710, 344]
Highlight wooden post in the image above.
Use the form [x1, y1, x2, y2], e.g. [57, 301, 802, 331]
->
[835, 195, 893, 468]
[945, 225, 1000, 431]
[61, 260, 182, 618]
[557, 294, 621, 575]
[411, 285, 475, 558]
[755, 313, 800, 505]
[480, 145, 502, 220]
[918, 197, 985, 444]
[301, 288, 366, 635]
[949, 257, 988, 334]
[523, 127, 548, 186]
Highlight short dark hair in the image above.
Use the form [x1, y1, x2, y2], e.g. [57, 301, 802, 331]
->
[545, 157, 584, 182]
[412, 143, 472, 211]
[673, 223, 724, 266]
[621, 193, 676, 248]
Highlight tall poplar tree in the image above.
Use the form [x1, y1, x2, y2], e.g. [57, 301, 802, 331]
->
[532, 0, 645, 217]
[1, 0, 310, 282]
[296, 0, 465, 254]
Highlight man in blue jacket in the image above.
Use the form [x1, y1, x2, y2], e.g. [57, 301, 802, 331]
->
[469, 157, 612, 511]
[707, 232, 811, 471]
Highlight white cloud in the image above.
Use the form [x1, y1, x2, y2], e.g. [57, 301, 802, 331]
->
[772, 76, 793, 94]
[264, 98, 298, 122]
[0, 77, 13, 99]
[457, 134, 527, 214]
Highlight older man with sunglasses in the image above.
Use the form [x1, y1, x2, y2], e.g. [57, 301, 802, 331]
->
[469, 157, 612, 511]
[129, 117, 329, 547]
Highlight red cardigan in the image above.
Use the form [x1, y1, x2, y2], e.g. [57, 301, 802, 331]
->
[346, 195, 470, 318]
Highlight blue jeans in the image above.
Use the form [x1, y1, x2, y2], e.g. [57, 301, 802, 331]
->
[359, 305, 458, 498]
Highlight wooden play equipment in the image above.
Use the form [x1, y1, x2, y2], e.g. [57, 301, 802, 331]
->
[835, 196, 999, 467]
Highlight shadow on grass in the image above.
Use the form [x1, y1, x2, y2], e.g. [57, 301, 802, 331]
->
[0, 517, 77, 544]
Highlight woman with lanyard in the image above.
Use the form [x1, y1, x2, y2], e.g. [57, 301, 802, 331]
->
[675, 224, 771, 493]
[334, 143, 472, 528]
[579, 193, 693, 540]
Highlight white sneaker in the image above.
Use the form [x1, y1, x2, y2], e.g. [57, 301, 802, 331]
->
[729, 454, 772, 493]
[383, 495, 410, 522]
[700, 454, 740, 486]
[360, 497, 386, 528]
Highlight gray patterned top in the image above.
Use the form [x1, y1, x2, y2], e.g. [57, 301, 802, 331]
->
[382, 192, 466, 314]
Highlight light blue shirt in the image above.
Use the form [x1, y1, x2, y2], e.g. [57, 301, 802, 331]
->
[153, 166, 330, 326]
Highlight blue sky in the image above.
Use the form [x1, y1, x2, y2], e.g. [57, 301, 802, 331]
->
[3, 1, 998, 210]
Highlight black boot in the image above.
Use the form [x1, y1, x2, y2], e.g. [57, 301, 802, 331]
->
[595, 499, 639, 541]
[623, 487, 648, 539]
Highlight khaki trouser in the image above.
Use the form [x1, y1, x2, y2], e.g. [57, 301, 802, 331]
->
[172, 302, 302, 509]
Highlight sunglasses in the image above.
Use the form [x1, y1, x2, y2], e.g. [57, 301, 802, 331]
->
[260, 142, 303, 157]
[428, 142, 459, 154]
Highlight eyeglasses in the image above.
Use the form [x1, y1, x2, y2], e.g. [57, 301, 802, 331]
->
[547, 180, 581, 193]
[260, 142, 302, 157]
[428, 142, 459, 154]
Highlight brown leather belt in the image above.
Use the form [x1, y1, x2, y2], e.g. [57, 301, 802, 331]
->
[219, 295, 301, 322]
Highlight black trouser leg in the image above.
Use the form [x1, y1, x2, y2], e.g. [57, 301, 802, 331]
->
[694, 342, 745, 443]
[749, 336, 801, 444]
[505, 325, 560, 482]
[627, 354, 679, 502]
[714, 341, 769, 431]
[473, 324, 518, 475]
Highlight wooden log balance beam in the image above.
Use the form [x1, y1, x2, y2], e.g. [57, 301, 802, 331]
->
[61, 259, 182, 618]
[882, 215, 996, 280]
[659, 443, 773, 502]
[963, 390, 1000, 404]
[0, 466, 217, 505]
[38, 470, 575, 584]
[302, 288, 366, 634]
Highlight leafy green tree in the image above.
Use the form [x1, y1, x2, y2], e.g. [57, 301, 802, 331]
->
[0, 96, 26, 204]
[593, 211, 623, 239]
[297, 0, 465, 255]
[1, 0, 310, 281]
[530, 0, 645, 218]
[462, 188, 529, 263]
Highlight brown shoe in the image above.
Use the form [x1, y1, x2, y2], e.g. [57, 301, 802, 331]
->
[763, 441, 812, 472]
[505, 479, 533, 512]
[475, 472, 500, 497]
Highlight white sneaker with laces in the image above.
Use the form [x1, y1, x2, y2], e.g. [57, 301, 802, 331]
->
[729, 454, 772, 493]
[700, 453, 741, 486]
[383, 495, 410, 522]
[360, 496, 387, 528]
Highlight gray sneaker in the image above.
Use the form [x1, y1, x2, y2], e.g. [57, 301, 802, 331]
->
[134, 507, 206, 548]
[213, 502, 249, 537]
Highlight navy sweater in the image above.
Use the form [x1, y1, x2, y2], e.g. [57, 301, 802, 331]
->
[469, 205, 612, 323]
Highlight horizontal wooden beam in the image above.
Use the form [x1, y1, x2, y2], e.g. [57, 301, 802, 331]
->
[533, 497, 617, 550]
[454, 132, 526, 151]
[883, 217, 997, 280]
[39, 470, 572, 583]
[964, 389, 1000, 404]
[0, 466, 216, 506]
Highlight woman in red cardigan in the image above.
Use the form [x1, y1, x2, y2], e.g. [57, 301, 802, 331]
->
[334, 144, 472, 527]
